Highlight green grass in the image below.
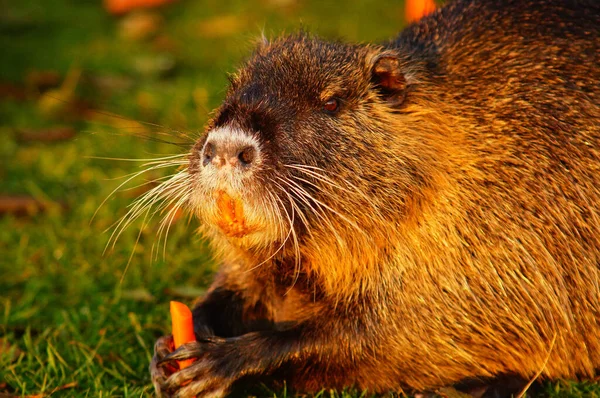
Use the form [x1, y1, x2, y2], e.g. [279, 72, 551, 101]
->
[0, 0, 598, 397]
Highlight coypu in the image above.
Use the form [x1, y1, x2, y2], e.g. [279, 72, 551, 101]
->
[148, 0, 600, 396]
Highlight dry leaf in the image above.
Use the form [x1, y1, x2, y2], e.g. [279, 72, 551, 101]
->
[16, 127, 76, 143]
[0, 82, 28, 101]
[0, 196, 48, 217]
[25, 70, 61, 92]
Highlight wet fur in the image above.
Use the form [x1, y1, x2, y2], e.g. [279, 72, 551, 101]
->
[151, 0, 600, 396]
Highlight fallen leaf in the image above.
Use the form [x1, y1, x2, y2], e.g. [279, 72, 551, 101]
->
[16, 126, 76, 143]
[0, 82, 28, 101]
[0, 196, 48, 217]
[25, 70, 61, 92]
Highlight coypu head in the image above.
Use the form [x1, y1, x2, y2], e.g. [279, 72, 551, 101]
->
[187, 33, 446, 276]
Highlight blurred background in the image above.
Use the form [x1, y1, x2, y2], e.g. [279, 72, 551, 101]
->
[1, 0, 597, 397]
[0, 0, 407, 396]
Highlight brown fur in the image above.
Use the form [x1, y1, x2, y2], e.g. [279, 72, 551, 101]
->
[149, 0, 600, 396]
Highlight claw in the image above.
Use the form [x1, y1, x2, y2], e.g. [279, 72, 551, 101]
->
[161, 341, 205, 364]
[151, 335, 179, 396]
[151, 355, 176, 397]
[164, 359, 211, 390]
[151, 333, 233, 398]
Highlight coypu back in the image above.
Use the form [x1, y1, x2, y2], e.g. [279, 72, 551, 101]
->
[373, 0, 600, 388]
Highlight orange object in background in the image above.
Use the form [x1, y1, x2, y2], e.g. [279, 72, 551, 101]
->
[170, 301, 196, 369]
[104, 0, 177, 15]
[406, 0, 437, 22]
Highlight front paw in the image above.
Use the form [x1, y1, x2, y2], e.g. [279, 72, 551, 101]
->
[150, 335, 178, 397]
[157, 337, 235, 398]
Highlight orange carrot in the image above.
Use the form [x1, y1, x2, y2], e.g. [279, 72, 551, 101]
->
[170, 301, 196, 369]
[405, 0, 437, 23]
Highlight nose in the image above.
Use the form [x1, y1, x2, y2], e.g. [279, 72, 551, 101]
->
[201, 129, 259, 169]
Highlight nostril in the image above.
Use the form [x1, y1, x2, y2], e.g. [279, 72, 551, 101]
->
[202, 142, 215, 167]
[237, 146, 256, 167]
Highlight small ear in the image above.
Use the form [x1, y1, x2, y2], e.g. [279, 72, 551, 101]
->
[371, 54, 407, 107]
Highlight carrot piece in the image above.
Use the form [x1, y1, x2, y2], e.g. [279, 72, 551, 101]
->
[406, 0, 437, 23]
[170, 301, 196, 369]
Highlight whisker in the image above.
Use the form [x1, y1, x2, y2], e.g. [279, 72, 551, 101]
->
[274, 177, 319, 239]
[120, 207, 151, 284]
[286, 174, 367, 237]
[82, 107, 198, 143]
[243, 190, 294, 274]
[276, 176, 347, 253]
[86, 154, 187, 162]
[99, 162, 187, 183]
[118, 173, 182, 193]
[285, 164, 384, 220]
[148, 176, 192, 259]
[156, 187, 192, 260]
[92, 160, 186, 223]
[282, 189, 302, 296]
[105, 171, 189, 253]
[285, 164, 348, 191]
[266, 190, 287, 244]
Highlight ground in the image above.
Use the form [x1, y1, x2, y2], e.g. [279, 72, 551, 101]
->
[0, 0, 598, 396]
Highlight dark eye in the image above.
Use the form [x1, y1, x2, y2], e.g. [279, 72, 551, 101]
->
[323, 98, 340, 114]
